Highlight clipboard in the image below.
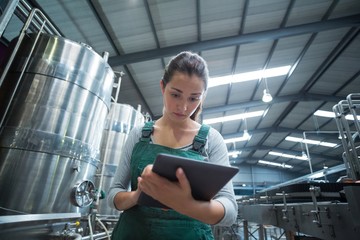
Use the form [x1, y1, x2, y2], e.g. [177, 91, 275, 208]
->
[137, 153, 238, 209]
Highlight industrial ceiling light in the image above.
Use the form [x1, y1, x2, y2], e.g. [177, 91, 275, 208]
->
[203, 110, 265, 125]
[268, 151, 308, 161]
[224, 132, 252, 143]
[243, 118, 250, 138]
[262, 78, 272, 103]
[299, 142, 308, 159]
[228, 142, 241, 158]
[314, 110, 359, 121]
[224, 118, 252, 143]
[262, 89, 273, 103]
[308, 172, 325, 179]
[285, 136, 337, 148]
[258, 160, 293, 169]
[208, 65, 291, 88]
[228, 150, 241, 158]
[242, 129, 250, 139]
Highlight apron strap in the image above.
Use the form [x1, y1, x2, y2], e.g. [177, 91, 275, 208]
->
[192, 124, 210, 154]
[140, 121, 154, 142]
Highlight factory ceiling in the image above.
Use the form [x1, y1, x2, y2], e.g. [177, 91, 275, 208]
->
[2, 0, 360, 176]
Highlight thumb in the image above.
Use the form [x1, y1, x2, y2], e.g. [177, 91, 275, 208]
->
[176, 168, 190, 190]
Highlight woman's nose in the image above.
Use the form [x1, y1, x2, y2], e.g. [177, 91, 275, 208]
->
[178, 100, 187, 111]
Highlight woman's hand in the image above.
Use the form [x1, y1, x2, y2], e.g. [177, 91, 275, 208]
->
[138, 165, 193, 209]
[138, 164, 225, 224]
[113, 184, 142, 211]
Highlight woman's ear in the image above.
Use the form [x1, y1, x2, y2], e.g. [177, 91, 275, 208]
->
[160, 79, 165, 94]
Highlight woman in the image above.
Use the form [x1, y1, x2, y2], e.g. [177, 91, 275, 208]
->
[107, 51, 237, 239]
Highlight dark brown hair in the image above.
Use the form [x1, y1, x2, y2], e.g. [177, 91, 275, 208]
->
[162, 51, 209, 121]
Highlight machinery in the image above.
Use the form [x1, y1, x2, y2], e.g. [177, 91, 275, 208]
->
[238, 93, 360, 240]
[238, 181, 360, 239]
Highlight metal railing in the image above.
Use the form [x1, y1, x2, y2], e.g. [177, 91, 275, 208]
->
[333, 93, 360, 180]
[0, 1, 61, 128]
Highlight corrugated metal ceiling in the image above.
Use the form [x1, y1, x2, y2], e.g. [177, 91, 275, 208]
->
[3, 0, 360, 177]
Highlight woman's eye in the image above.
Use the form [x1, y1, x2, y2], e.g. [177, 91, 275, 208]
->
[189, 97, 200, 102]
[171, 93, 180, 98]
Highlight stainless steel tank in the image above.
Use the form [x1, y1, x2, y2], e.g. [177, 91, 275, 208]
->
[0, 33, 115, 215]
[96, 103, 144, 216]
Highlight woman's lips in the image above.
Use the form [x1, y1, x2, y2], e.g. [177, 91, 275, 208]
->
[174, 112, 186, 117]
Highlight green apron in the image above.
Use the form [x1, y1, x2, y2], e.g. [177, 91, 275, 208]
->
[111, 121, 214, 240]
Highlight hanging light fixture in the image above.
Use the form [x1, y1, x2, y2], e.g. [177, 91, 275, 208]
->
[229, 142, 240, 158]
[243, 118, 250, 139]
[300, 141, 309, 159]
[301, 151, 308, 159]
[262, 89, 273, 102]
[243, 129, 250, 139]
[224, 118, 252, 143]
[262, 78, 273, 103]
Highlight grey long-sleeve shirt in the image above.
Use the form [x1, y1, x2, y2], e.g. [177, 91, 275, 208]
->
[107, 123, 238, 226]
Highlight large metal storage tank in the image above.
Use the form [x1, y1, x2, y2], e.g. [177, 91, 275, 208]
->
[0, 33, 115, 215]
[96, 103, 144, 216]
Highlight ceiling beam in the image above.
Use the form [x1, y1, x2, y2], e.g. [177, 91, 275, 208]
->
[108, 14, 360, 67]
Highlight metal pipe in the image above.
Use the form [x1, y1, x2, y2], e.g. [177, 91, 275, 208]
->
[112, 71, 123, 103]
[1, 3, 62, 87]
[0, 0, 20, 36]
[18, 0, 61, 35]
[258, 163, 345, 192]
[95, 217, 111, 240]
[333, 98, 360, 180]
[82, 231, 113, 240]
[67, 233, 82, 240]
[346, 93, 360, 134]
[333, 103, 354, 178]
[303, 132, 313, 174]
[0, 9, 45, 128]
[0, 5, 63, 129]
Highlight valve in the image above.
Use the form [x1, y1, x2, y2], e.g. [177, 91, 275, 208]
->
[71, 180, 96, 207]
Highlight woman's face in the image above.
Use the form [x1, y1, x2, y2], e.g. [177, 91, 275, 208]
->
[161, 72, 205, 122]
